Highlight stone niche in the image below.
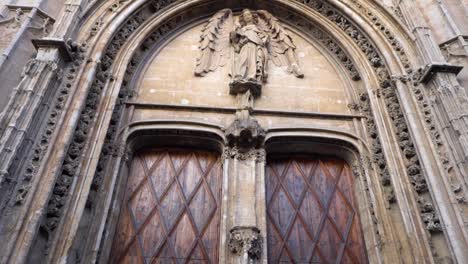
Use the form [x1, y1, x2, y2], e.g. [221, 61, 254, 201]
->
[133, 22, 355, 133]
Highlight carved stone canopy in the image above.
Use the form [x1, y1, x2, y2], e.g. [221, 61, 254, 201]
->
[224, 115, 266, 151]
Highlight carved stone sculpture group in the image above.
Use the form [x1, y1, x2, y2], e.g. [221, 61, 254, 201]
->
[195, 9, 304, 96]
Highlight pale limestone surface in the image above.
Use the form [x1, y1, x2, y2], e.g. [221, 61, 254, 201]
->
[132, 109, 355, 134]
[138, 24, 350, 114]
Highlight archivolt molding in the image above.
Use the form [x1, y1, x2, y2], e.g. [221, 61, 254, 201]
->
[54, 0, 406, 255]
[14, 0, 465, 263]
[37, 3, 181, 263]
[293, 0, 447, 243]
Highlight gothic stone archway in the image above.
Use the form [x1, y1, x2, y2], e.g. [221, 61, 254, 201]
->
[2, 1, 467, 264]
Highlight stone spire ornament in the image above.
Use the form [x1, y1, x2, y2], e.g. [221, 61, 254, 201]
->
[194, 8, 304, 97]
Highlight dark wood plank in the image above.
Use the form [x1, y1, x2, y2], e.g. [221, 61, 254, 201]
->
[266, 156, 367, 263]
[109, 149, 222, 264]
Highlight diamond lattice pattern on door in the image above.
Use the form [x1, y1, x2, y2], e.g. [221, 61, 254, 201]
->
[266, 157, 367, 263]
[110, 149, 222, 264]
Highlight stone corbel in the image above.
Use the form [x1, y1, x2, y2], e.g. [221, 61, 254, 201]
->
[32, 37, 74, 62]
[417, 63, 463, 83]
[0, 7, 24, 28]
[229, 226, 263, 260]
[224, 115, 266, 152]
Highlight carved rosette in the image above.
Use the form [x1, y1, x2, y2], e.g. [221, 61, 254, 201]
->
[228, 226, 263, 260]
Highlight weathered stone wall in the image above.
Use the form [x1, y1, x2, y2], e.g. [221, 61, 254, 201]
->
[0, 0, 68, 110]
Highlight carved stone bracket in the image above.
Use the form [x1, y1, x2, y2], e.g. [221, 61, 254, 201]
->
[418, 63, 463, 84]
[230, 79, 262, 98]
[224, 115, 266, 151]
[228, 226, 263, 260]
[32, 37, 75, 61]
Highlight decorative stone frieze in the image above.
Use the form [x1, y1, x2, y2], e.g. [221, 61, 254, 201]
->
[356, 93, 396, 206]
[229, 226, 263, 260]
[222, 147, 266, 163]
[14, 45, 86, 211]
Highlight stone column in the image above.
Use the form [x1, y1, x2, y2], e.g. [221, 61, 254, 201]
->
[0, 1, 87, 263]
[220, 91, 267, 263]
[223, 147, 266, 264]
[0, 0, 81, 183]
[399, 0, 468, 167]
[396, 1, 468, 262]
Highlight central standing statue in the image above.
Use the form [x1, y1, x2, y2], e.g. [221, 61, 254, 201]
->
[195, 9, 304, 97]
[230, 9, 268, 95]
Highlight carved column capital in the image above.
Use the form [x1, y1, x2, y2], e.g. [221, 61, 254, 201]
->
[228, 226, 262, 260]
[222, 147, 266, 163]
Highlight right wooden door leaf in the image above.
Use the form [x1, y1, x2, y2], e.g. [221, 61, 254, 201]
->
[266, 156, 368, 263]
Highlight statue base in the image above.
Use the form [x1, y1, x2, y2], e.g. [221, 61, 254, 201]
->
[229, 79, 262, 97]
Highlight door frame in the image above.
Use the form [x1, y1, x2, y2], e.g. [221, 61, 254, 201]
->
[93, 120, 380, 263]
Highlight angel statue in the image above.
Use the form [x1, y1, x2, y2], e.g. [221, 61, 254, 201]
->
[194, 9, 304, 97]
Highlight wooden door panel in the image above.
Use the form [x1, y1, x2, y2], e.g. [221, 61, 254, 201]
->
[266, 157, 367, 263]
[110, 149, 222, 264]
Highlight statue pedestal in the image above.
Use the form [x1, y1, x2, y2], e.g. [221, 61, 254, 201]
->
[230, 79, 262, 97]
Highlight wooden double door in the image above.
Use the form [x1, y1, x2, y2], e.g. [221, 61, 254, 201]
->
[109, 149, 366, 263]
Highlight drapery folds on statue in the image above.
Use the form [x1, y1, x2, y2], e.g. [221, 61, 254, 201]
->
[194, 9, 304, 97]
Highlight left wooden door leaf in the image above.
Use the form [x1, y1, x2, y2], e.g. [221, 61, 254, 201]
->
[109, 149, 222, 264]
